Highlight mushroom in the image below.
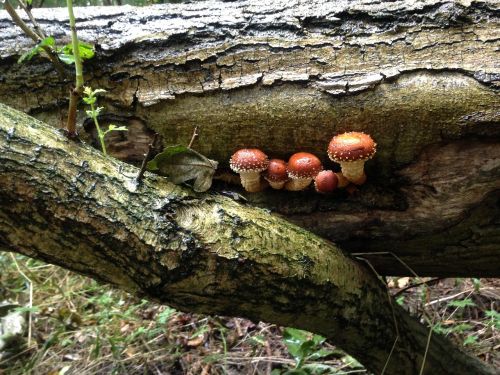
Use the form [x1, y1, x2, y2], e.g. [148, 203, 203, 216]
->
[264, 159, 288, 189]
[314, 170, 338, 194]
[285, 152, 322, 191]
[229, 148, 269, 192]
[327, 132, 376, 185]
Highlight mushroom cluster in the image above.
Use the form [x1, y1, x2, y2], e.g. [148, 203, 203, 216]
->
[229, 132, 376, 193]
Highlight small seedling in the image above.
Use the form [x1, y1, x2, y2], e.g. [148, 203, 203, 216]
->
[278, 327, 337, 374]
[82, 87, 127, 156]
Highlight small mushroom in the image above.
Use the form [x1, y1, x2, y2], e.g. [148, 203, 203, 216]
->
[327, 132, 376, 185]
[264, 159, 288, 189]
[229, 148, 269, 192]
[314, 170, 338, 194]
[285, 152, 322, 191]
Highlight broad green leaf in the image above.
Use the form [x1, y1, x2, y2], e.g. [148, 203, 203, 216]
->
[58, 53, 75, 65]
[18, 36, 55, 63]
[283, 327, 310, 359]
[58, 41, 94, 65]
[77, 42, 95, 60]
[38, 36, 55, 48]
[307, 348, 335, 361]
[147, 145, 218, 192]
[311, 334, 326, 346]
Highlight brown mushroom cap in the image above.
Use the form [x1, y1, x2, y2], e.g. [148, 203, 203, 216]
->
[230, 149, 269, 173]
[265, 159, 288, 182]
[287, 152, 323, 179]
[314, 170, 338, 193]
[327, 132, 376, 162]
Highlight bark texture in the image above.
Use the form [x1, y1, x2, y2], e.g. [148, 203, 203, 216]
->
[0, 1, 499, 276]
[0, 103, 496, 375]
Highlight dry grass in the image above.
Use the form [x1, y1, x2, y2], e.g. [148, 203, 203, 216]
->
[0, 253, 498, 374]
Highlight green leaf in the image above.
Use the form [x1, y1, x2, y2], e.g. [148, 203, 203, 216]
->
[58, 41, 94, 65]
[156, 307, 176, 325]
[107, 124, 128, 132]
[463, 335, 478, 346]
[77, 42, 95, 60]
[447, 298, 476, 309]
[283, 328, 310, 359]
[58, 53, 75, 65]
[307, 348, 335, 361]
[147, 145, 218, 192]
[18, 36, 55, 63]
[13, 306, 40, 314]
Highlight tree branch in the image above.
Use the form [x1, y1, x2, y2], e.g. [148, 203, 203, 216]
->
[0, 103, 495, 374]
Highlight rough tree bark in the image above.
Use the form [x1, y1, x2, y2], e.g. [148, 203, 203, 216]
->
[1, 0, 499, 277]
[0, 103, 496, 375]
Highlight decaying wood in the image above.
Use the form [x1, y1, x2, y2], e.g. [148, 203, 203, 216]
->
[0, 103, 496, 375]
[0, 0, 499, 275]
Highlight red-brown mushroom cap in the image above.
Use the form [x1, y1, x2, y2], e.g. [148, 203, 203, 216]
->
[230, 149, 269, 173]
[287, 152, 322, 179]
[327, 132, 376, 162]
[314, 170, 338, 193]
[265, 159, 288, 182]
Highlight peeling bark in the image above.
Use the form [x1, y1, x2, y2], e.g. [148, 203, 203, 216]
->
[0, 103, 496, 375]
[0, 0, 499, 276]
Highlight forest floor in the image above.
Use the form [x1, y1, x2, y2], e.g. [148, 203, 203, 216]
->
[0, 253, 498, 375]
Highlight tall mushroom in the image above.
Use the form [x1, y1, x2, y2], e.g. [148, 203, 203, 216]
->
[264, 159, 288, 189]
[327, 132, 376, 185]
[230, 149, 269, 192]
[285, 152, 322, 191]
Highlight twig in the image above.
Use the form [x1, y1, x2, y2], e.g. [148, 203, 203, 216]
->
[17, 0, 46, 39]
[136, 134, 159, 182]
[188, 126, 199, 149]
[393, 277, 444, 298]
[4, 0, 67, 79]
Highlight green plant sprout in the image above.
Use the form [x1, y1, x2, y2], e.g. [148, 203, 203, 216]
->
[83, 87, 127, 156]
[5, 0, 96, 138]
[273, 327, 338, 374]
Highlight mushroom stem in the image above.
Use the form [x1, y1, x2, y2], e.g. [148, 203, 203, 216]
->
[335, 172, 350, 188]
[339, 160, 367, 184]
[284, 177, 312, 191]
[268, 180, 286, 189]
[239, 171, 265, 192]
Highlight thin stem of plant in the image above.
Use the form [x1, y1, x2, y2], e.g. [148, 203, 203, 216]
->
[89, 102, 107, 156]
[65, 0, 84, 136]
